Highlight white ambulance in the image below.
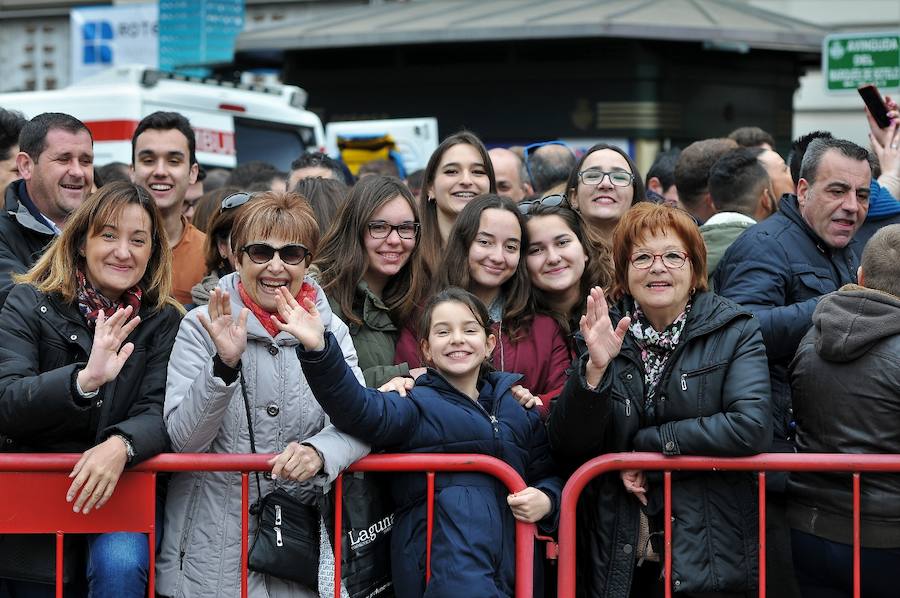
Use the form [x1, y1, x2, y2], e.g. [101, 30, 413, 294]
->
[0, 65, 326, 171]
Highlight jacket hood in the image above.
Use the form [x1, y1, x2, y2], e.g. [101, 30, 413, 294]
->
[420, 367, 522, 402]
[217, 271, 335, 343]
[813, 285, 900, 361]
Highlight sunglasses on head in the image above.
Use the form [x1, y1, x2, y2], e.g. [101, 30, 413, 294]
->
[241, 243, 312, 266]
[517, 194, 568, 215]
[221, 192, 253, 211]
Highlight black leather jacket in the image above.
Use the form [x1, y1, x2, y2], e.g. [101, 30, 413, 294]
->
[789, 285, 900, 548]
[549, 291, 772, 596]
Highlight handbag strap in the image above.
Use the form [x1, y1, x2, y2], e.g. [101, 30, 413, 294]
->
[238, 371, 264, 499]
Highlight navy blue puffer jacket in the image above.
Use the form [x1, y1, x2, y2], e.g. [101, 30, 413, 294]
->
[298, 333, 562, 598]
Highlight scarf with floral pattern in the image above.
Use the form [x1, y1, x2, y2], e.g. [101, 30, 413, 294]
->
[75, 269, 142, 327]
[628, 300, 692, 404]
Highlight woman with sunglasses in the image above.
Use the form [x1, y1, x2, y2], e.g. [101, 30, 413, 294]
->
[549, 203, 771, 597]
[314, 176, 427, 388]
[524, 202, 613, 348]
[566, 143, 645, 247]
[396, 194, 570, 416]
[158, 191, 368, 598]
[418, 131, 496, 279]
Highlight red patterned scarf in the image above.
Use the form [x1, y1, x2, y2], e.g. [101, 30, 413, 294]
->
[75, 269, 142, 327]
[237, 280, 318, 338]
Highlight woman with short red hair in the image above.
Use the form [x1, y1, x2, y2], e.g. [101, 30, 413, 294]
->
[549, 203, 772, 597]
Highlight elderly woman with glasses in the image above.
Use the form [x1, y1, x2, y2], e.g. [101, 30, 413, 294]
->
[565, 143, 645, 247]
[549, 203, 772, 597]
[313, 175, 428, 387]
[157, 191, 368, 598]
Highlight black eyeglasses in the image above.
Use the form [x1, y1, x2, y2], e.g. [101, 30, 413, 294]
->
[630, 250, 688, 270]
[517, 194, 568, 215]
[367, 221, 420, 239]
[221, 192, 253, 211]
[242, 243, 312, 266]
[523, 141, 574, 188]
[578, 169, 635, 187]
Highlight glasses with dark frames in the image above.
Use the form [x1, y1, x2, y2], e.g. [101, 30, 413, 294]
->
[517, 194, 568, 215]
[630, 250, 688, 270]
[241, 243, 312, 266]
[578, 169, 635, 187]
[367, 221, 420, 239]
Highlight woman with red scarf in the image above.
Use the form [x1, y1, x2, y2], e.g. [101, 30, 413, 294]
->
[0, 181, 183, 597]
[157, 191, 368, 598]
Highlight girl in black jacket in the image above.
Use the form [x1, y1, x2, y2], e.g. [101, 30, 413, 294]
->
[0, 182, 183, 597]
[549, 203, 771, 597]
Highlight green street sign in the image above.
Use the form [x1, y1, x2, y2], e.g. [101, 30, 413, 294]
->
[823, 32, 900, 91]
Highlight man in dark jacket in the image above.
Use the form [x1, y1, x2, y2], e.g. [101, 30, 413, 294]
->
[788, 224, 900, 597]
[714, 136, 873, 598]
[0, 112, 94, 308]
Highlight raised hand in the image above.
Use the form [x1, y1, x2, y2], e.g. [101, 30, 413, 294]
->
[66, 436, 129, 514]
[198, 288, 249, 368]
[77, 306, 141, 394]
[272, 286, 325, 351]
[580, 287, 630, 386]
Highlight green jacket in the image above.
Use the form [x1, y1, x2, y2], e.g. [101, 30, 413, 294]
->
[701, 219, 753, 279]
[329, 281, 410, 387]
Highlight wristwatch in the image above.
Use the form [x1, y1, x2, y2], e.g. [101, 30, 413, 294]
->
[112, 434, 135, 463]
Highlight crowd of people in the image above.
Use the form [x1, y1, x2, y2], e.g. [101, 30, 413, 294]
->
[0, 99, 899, 598]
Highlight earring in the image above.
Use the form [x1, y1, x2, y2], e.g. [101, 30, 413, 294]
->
[690, 287, 696, 296]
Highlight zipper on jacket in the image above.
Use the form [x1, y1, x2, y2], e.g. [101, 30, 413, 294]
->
[625, 398, 631, 417]
[681, 374, 687, 391]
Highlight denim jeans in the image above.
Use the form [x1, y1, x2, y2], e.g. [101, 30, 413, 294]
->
[0, 532, 149, 598]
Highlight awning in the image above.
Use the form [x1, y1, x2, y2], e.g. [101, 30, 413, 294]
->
[236, 0, 829, 54]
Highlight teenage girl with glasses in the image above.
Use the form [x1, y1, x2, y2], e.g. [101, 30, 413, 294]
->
[314, 176, 429, 387]
[565, 143, 646, 248]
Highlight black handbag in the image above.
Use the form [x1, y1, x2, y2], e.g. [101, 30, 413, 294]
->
[240, 372, 320, 589]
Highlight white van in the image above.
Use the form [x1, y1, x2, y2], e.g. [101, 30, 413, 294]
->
[0, 65, 326, 170]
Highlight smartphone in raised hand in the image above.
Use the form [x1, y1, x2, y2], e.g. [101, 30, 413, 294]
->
[859, 84, 892, 128]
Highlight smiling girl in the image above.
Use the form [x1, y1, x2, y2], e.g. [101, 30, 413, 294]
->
[314, 176, 428, 387]
[418, 131, 496, 278]
[396, 194, 570, 413]
[566, 143, 645, 246]
[524, 202, 613, 345]
[278, 285, 561, 598]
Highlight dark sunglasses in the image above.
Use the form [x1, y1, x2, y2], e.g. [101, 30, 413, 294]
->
[221, 192, 253, 211]
[517, 194, 568, 215]
[241, 243, 312, 266]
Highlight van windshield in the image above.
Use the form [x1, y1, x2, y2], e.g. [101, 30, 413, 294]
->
[234, 117, 317, 171]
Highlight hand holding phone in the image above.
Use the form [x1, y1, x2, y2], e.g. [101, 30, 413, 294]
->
[859, 84, 892, 128]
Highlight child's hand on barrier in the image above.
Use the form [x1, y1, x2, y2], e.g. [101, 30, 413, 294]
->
[507, 487, 552, 523]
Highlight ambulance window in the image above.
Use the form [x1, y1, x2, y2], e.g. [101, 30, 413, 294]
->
[234, 119, 316, 171]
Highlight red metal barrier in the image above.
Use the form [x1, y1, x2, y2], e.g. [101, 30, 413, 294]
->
[556, 452, 900, 598]
[0, 453, 536, 598]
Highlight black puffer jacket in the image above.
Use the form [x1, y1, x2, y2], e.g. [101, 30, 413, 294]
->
[0, 283, 181, 459]
[549, 291, 772, 597]
[789, 285, 900, 548]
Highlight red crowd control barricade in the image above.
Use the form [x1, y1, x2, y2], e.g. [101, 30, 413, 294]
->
[0, 453, 538, 598]
[556, 452, 900, 598]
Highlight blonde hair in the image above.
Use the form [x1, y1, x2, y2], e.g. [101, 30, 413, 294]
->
[16, 181, 182, 313]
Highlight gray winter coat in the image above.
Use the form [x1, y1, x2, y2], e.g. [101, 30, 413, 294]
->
[157, 273, 369, 598]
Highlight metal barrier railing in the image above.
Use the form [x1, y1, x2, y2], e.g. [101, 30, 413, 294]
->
[0, 453, 537, 598]
[556, 452, 900, 598]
